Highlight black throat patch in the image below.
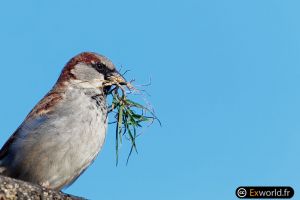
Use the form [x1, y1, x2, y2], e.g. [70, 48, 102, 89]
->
[90, 93, 107, 112]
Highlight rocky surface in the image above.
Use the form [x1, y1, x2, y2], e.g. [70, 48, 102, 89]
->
[0, 175, 85, 200]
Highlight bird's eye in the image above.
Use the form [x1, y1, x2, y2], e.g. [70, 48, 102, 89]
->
[93, 62, 115, 75]
[96, 63, 106, 71]
[93, 63, 108, 74]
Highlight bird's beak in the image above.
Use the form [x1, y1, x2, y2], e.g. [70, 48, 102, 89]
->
[106, 71, 127, 85]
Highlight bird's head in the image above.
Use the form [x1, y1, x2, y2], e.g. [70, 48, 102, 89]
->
[57, 52, 126, 93]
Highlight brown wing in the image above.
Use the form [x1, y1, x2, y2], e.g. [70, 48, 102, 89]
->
[26, 91, 63, 120]
[0, 91, 63, 160]
[0, 129, 20, 159]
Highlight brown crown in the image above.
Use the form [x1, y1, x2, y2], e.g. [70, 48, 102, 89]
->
[57, 52, 105, 84]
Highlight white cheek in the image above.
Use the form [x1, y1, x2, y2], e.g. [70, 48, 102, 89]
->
[71, 79, 104, 88]
[91, 78, 105, 88]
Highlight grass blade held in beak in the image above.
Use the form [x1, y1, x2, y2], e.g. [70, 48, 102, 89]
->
[108, 75, 160, 165]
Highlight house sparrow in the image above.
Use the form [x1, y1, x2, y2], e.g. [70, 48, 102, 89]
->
[0, 52, 125, 190]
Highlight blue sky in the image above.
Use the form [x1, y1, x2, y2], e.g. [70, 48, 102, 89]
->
[0, 0, 300, 199]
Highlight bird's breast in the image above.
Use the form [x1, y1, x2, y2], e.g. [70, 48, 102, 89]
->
[58, 88, 108, 157]
[1, 88, 109, 189]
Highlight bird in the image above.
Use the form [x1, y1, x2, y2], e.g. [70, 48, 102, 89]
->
[0, 52, 126, 190]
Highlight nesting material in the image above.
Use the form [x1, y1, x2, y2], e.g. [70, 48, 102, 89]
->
[104, 77, 159, 165]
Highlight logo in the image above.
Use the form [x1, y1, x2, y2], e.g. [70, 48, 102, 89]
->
[236, 188, 247, 198]
[235, 186, 294, 199]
